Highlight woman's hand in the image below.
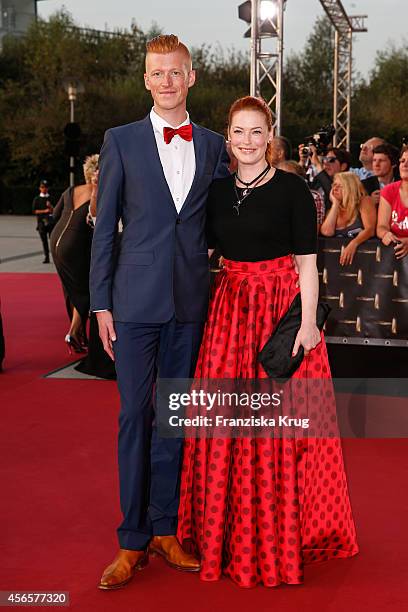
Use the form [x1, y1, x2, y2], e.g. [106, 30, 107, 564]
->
[292, 323, 321, 357]
[89, 170, 99, 218]
[329, 187, 341, 207]
[394, 237, 408, 259]
[340, 240, 357, 266]
[293, 255, 319, 357]
[371, 189, 381, 206]
[382, 230, 399, 246]
[91, 170, 99, 195]
[86, 210, 95, 227]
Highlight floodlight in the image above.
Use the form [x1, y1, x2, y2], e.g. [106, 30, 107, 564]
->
[260, 1, 277, 21]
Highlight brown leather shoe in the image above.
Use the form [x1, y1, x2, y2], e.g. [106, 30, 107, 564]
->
[149, 535, 200, 572]
[98, 549, 149, 590]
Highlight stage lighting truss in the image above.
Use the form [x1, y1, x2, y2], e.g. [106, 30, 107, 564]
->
[238, 0, 286, 134]
[238, 0, 367, 146]
[319, 0, 367, 149]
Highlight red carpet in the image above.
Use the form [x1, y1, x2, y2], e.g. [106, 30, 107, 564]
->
[0, 272, 407, 611]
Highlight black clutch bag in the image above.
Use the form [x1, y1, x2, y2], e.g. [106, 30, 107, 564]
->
[258, 293, 331, 379]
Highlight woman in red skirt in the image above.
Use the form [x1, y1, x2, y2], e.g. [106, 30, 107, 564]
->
[176, 96, 358, 588]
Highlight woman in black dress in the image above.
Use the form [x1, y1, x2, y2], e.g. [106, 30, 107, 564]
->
[74, 170, 117, 380]
[51, 155, 98, 353]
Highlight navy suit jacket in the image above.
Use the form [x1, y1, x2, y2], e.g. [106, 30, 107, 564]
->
[90, 115, 230, 323]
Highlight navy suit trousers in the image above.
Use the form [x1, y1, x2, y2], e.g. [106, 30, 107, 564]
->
[113, 318, 203, 550]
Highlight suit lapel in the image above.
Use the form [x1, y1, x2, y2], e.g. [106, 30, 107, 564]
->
[180, 123, 207, 213]
[137, 116, 177, 215]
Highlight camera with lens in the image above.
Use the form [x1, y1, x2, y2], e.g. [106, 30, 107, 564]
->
[301, 125, 336, 156]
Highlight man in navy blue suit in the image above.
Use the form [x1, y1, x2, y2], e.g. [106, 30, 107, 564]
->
[90, 34, 229, 589]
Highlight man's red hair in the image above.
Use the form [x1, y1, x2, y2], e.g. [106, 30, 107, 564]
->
[146, 35, 191, 66]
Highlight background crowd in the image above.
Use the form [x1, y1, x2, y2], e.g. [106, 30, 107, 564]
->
[271, 136, 408, 263]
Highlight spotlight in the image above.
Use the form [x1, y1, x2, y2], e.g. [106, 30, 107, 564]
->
[238, 0, 278, 38]
[260, 1, 277, 21]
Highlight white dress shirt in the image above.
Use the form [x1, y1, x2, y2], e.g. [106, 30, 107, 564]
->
[150, 108, 196, 213]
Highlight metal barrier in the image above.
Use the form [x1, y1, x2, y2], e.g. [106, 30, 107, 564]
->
[318, 237, 408, 346]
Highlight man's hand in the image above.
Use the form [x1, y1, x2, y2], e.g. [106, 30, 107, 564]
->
[96, 311, 116, 360]
[382, 231, 399, 246]
[394, 237, 408, 260]
[297, 144, 309, 167]
[309, 144, 321, 170]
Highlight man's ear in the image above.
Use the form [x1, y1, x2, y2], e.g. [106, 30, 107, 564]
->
[188, 69, 196, 88]
[144, 73, 151, 91]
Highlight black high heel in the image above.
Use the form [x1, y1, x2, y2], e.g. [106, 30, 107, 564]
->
[65, 334, 87, 355]
[79, 335, 88, 350]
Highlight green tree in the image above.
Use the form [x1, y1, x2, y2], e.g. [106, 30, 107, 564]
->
[189, 45, 249, 136]
[0, 9, 149, 188]
[282, 15, 335, 146]
[352, 44, 408, 146]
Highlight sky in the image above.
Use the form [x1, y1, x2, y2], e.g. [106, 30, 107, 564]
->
[37, 1, 408, 78]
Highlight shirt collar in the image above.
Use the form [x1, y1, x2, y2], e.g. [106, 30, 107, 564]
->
[150, 108, 190, 136]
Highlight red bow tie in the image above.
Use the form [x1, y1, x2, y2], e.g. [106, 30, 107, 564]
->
[163, 124, 193, 145]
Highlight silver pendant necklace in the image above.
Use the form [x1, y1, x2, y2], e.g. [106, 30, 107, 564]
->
[233, 164, 270, 215]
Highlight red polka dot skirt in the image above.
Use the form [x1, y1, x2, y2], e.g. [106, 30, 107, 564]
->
[177, 256, 358, 588]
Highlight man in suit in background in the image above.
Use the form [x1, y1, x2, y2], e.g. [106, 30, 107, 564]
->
[90, 34, 229, 590]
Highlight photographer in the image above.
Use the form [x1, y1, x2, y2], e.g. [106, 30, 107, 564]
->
[298, 125, 335, 180]
[32, 180, 54, 264]
[309, 147, 351, 211]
